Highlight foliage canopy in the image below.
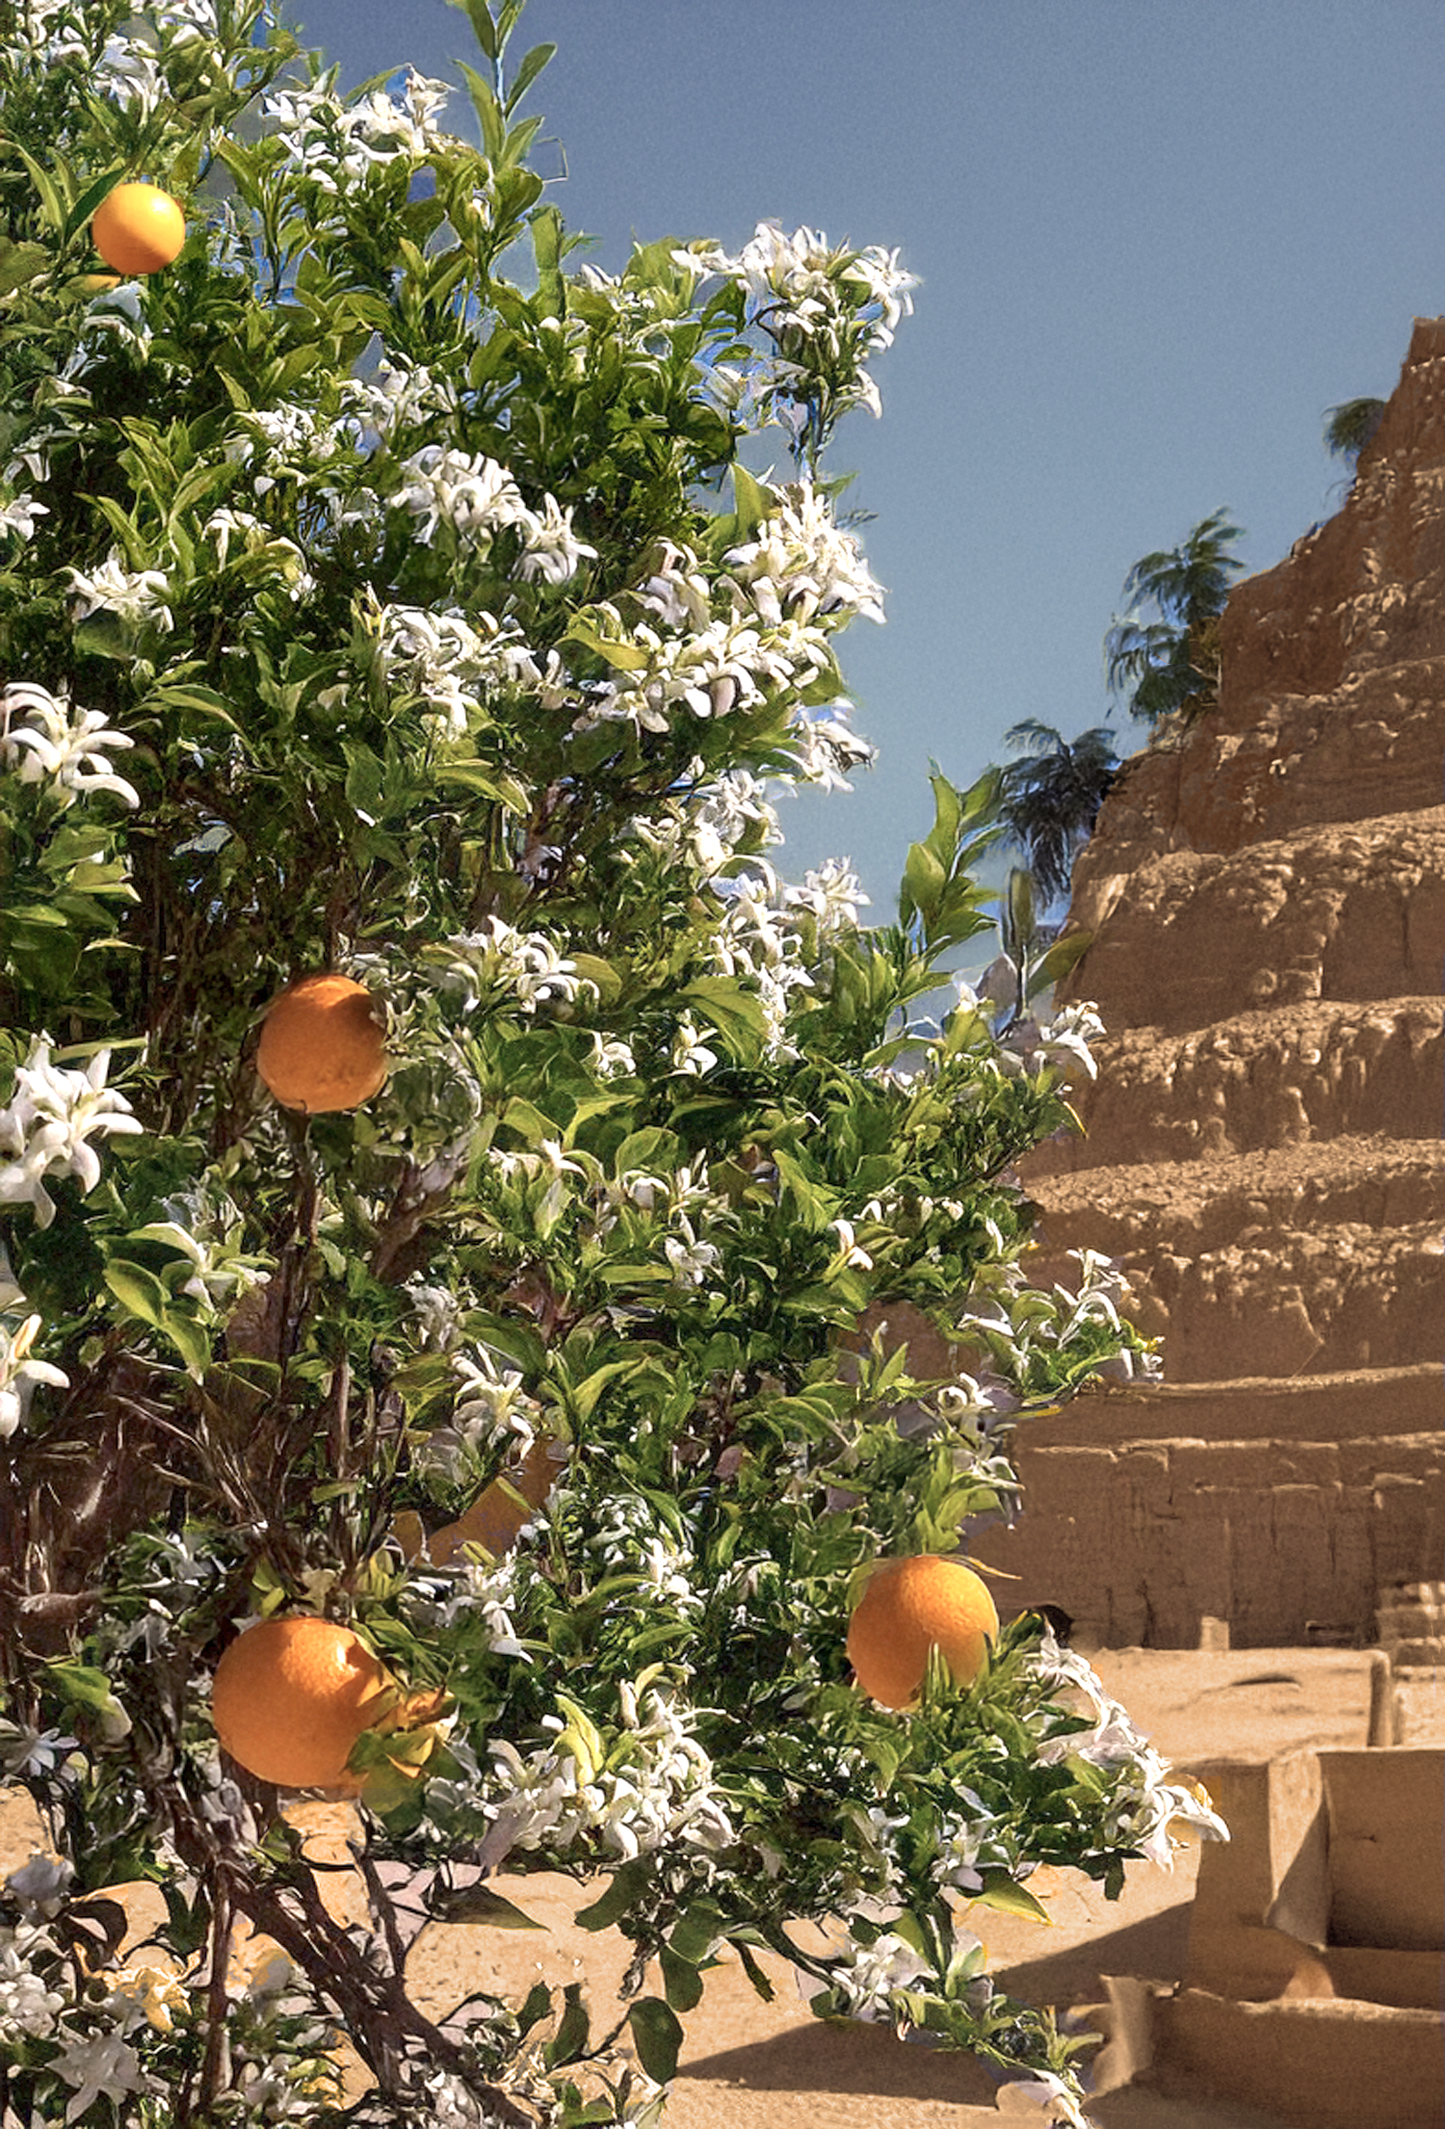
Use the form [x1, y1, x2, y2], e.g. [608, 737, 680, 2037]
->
[996, 720, 1119, 908]
[1104, 508, 1245, 733]
[0, 4, 1221, 2124]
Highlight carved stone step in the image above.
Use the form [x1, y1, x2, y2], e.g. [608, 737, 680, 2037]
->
[1067, 807, 1445, 1038]
[1031, 1004, 1445, 1172]
[971, 1367, 1445, 1647]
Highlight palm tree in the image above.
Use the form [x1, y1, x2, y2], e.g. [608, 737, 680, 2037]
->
[997, 718, 1119, 906]
[1324, 397, 1385, 465]
[1105, 508, 1245, 730]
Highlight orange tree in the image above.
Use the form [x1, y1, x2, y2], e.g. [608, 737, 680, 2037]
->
[0, 4, 1222, 2124]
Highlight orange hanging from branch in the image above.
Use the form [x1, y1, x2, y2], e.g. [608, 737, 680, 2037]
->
[847, 1555, 999, 1709]
[211, 1616, 393, 1791]
[91, 183, 185, 275]
[256, 973, 388, 1114]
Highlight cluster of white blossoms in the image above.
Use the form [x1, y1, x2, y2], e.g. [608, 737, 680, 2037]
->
[0, 1039, 142, 1229]
[400, 1551, 528, 1657]
[391, 444, 597, 584]
[222, 401, 344, 507]
[684, 764, 784, 869]
[431, 916, 593, 1018]
[994, 2069, 1094, 2129]
[0, 681, 139, 811]
[375, 599, 541, 742]
[588, 1158, 726, 1288]
[129, 1184, 273, 1318]
[577, 517, 856, 735]
[421, 1343, 545, 1473]
[66, 551, 174, 636]
[482, 1680, 733, 1868]
[61, 282, 154, 387]
[952, 1249, 1158, 1402]
[675, 222, 917, 429]
[0, 488, 47, 541]
[1031, 1627, 1230, 1868]
[340, 358, 459, 449]
[822, 1927, 934, 2020]
[0, 1917, 173, 2114]
[12, 0, 213, 76]
[262, 68, 459, 197]
[709, 870, 817, 1056]
[574, 605, 834, 739]
[202, 507, 315, 597]
[787, 854, 870, 933]
[716, 221, 915, 351]
[931, 1784, 1023, 1898]
[0, 1313, 69, 1440]
[609, 856, 857, 1058]
[783, 704, 878, 794]
[0, 1921, 69, 2042]
[584, 1491, 704, 1613]
[1000, 1000, 1105, 1083]
[724, 482, 886, 627]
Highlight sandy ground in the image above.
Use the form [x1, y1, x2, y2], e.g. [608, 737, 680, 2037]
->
[0, 1646, 1396, 2126]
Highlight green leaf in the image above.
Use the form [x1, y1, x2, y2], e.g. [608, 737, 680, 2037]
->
[968, 1869, 1052, 1925]
[568, 952, 624, 1005]
[0, 240, 50, 295]
[14, 144, 66, 235]
[7, 903, 69, 929]
[544, 1981, 590, 2068]
[65, 166, 128, 245]
[449, 0, 498, 62]
[506, 41, 556, 114]
[428, 1882, 544, 1929]
[659, 1943, 704, 2013]
[551, 1358, 637, 1426]
[627, 1996, 683, 2084]
[734, 1939, 776, 2003]
[669, 1898, 726, 1965]
[143, 682, 245, 733]
[562, 615, 651, 673]
[730, 463, 770, 544]
[899, 838, 946, 928]
[679, 976, 767, 1065]
[922, 771, 962, 864]
[517, 1980, 552, 2036]
[434, 760, 529, 810]
[103, 1259, 171, 1332]
[1024, 927, 1093, 1002]
[160, 1306, 211, 1383]
[457, 58, 507, 162]
[574, 1858, 650, 1933]
[45, 1661, 130, 1741]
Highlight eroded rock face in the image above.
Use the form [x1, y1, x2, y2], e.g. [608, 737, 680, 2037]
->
[974, 317, 1445, 1646]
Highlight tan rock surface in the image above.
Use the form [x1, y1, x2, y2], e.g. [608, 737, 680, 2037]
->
[974, 315, 1445, 1647]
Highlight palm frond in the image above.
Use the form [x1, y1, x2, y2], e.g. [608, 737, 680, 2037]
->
[1323, 397, 1385, 463]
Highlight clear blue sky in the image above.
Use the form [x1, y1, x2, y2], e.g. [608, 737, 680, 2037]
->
[286, 0, 1443, 915]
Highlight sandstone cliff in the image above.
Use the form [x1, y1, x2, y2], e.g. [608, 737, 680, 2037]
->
[973, 318, 1445, 1647]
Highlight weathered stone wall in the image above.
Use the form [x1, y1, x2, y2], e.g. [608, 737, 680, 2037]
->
[974, 318, 1445, 1647]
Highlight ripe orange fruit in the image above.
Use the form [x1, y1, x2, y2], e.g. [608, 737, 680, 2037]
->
[846, 1555, 999, 1709]
[91, 183, 185, 276]
[211, 1616, 392, 1790]
[256, 973, 387, 1113]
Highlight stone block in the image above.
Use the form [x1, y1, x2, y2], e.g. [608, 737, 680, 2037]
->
[1319, 1749, 1445, 1951]
[1154, 1990, 1445, 2129]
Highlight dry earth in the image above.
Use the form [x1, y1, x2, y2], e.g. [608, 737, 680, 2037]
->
[0, 1645, 1388, 2127]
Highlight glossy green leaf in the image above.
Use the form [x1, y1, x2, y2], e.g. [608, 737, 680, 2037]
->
[627, 1996, 683, 2084]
